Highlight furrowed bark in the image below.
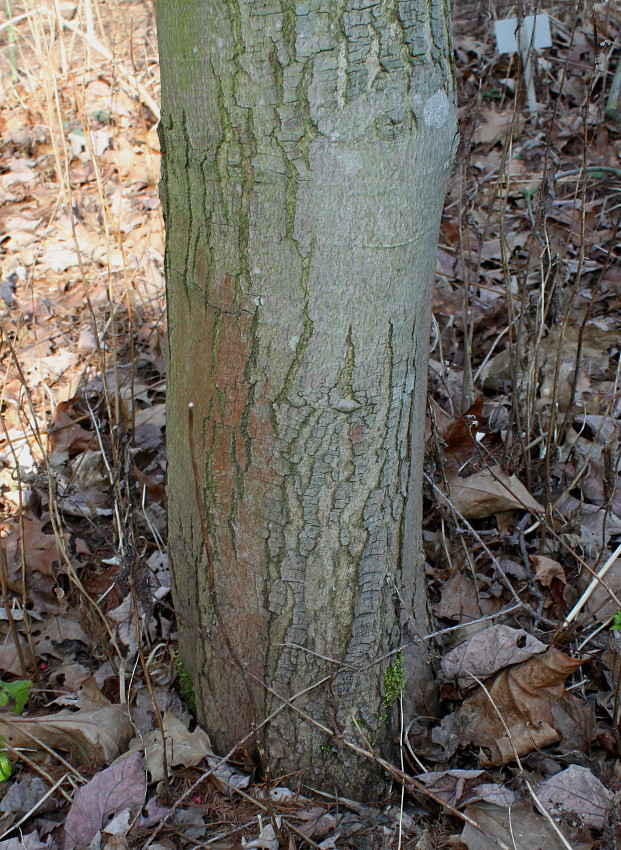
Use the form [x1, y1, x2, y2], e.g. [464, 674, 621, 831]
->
[155, 0, 457, 793]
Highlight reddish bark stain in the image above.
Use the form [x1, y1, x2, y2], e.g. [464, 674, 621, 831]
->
[212, 272, 235, 313]
[350, 423, 364, 445]
[349, 422, 368, 456]
[214, 312, 253, 390]
[202, 298, 275, 681]
[211, 426, 235, 493]
[223, 385, 246, 430]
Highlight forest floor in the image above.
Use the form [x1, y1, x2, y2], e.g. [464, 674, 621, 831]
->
[0, 0, 620, 848]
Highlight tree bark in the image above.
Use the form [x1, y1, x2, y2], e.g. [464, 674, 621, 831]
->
[155, 0, 457, 794]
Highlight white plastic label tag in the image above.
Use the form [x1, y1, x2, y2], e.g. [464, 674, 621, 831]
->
[494, 13, 552, 54]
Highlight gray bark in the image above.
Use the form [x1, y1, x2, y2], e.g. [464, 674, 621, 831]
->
[155, 0, 457, 793]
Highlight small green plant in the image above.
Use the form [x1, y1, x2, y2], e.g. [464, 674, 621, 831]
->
[4, 0, 19, 84]
[91, 109, 113, 125]
[174, 652, 196, 715]
[366, 653, 407, 744]
[0, 679, 32, 714]
[383, 652, 405, 706]
[0, 749, 11, 782]
[482, 89, 503, 100]
[611, 611, 621, 630]
[0, 679, 32, 782]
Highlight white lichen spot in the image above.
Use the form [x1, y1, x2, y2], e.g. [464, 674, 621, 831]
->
[252, 295, 265, 306]
[365, 30, 381, 89]
[289, 335, 300, 351]
[423, 90, 450, 128]
[192, 46, 198, 54]
[336, 42, 347, 110]
[332, 398, 361, 413]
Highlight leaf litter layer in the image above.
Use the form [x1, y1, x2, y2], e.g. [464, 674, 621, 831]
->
[1, 0, 621, 848]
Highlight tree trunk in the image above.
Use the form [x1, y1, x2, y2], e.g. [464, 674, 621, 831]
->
[155, 0, 457, 794]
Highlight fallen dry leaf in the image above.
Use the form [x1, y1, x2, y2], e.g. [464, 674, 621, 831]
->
[558, 493, 621, 554]
[441, 396, 485, 467]
[563, 447, 608, 506]
[125, 711, 212, 782]
[585, 553, 621, 621]
[294, 806, 337, 840]
[30, 612, 89, 657]
[415, 769, 515, 809]
[132, 464, 166, 504]
[81, 564, 123, 613]
[53, 449, 115, 519]
[548, 686, 596, 755]
[461, 800, 591, 850]
[0, 832, 47, 850]
[531, 555, 566, 586]
[207, 758, 252, 797]
[0, 696, 132, 765]
[102, 837, 130, 850]
[133, 402, 165, 431]
[50, 661, 90, 692]
[472, 110, 525, 146]
[538, 323, 618, 415]
[439, 625, 546, 693]
[432, 572, 501, 623]
[1, 515, 69, 613]
[573, 413, 620, 444]
[446, 466, 542, 519]
[63, 752, 145, 850]
[457, 648, 589, 765]
[0, 634, 29, 676]
[113, 137, 160, 186]
[48, 398, 94, 464]
[242, 819, 281, 850]
[0, 775, 56, 818]
[536, 764, 613, 829]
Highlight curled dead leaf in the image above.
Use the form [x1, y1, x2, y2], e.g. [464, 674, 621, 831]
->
[461, 800, 592, 850]
[1, 515, 69, 613]
[124, 711, 212, 782]
[439, 625, 546, 693]
[457, 648, 591, 765]
[64, 752, 145, 850]
[48, 398, 94, 463]
[441, 397, 485, 467]
[415, 769, 515, 809]
[446, 466, 542, 519]
[536, 764, 613, 829]
[0, 687, 132, 765]
[472, 110, 526, 146]
[531, 555, 566, 586]
[432, 572, 502, 623]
